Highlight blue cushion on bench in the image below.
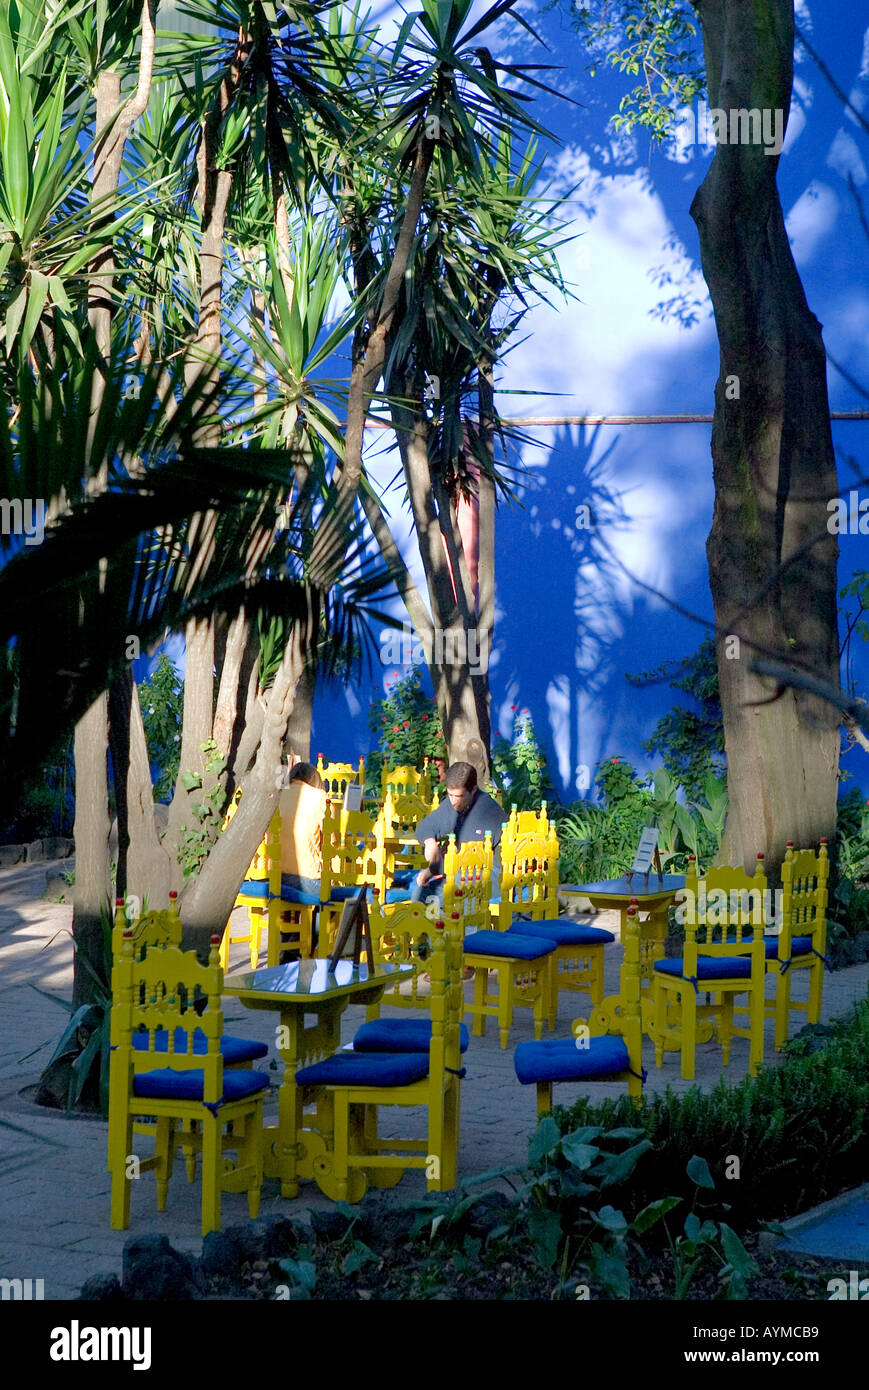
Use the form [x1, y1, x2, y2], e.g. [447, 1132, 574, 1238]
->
[514, 1035, 630, 1085]
[384, 886, 413, 904]
[295, 1051, 430, 1088]
[132, 1028, 268, 1065]
[655, 955, 753, 981]
[391, 869, 416, 888]
[239, 879, 269, 898]
[510, 920, 615, 947]
[464, 930, 557, 961]
[132, 1067, 269, 1103]
[353, 1018, 470, 1054]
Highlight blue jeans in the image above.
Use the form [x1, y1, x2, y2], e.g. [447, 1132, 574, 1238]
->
[410, 875, 445, 908]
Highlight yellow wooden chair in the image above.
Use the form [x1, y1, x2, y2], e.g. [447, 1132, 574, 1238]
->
[316, 801, 390, 955]
[108, 933, 268, 1236]
[294, 911, 465, 1202]
[316, 754, 365, 801]
[496, 827, 614, 1026]
[458, 834, 559, 1049]
[110, 896, 269, 1179]
[264, 800, 319, 966]
[770, 840, 829, 1049]
[382, 787, 433, 895]
[514, 904, 645, 1115]
[651, 856, 768, 1080]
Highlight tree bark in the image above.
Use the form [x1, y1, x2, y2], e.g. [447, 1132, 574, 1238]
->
[691, 0, 840, 872]
[71, 695, 112, 1009]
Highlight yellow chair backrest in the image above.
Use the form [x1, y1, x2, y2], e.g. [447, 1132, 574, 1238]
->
[367, 897, 438, 1011]
[110, 934, 225, 1104]
[443, 833, 493, 935]
[383, 788, 433, 832]
[503, 802, 550, 839]
[316, 755, 365, 800]
[321, 800, 387, 897]
[678, 856, 768, 974]
[428, 912, 465, 1080]
[493, 828, 559, 930]
[780, 840, 829, 945]
[381, 764, 427, 799]
[111, 896, 183, 966]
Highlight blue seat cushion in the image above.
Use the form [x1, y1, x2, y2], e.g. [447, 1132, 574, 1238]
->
[514, 1035, 631, 1085]
[239, 879, 269, 899]
[655, 955, 753, 981]
[277, 876, 321, 906]
[464, 930, 557, 961]
[510, 920, 615, 947]
[721, 933, 813, 960]
[132, 1028, 268, 1065]
[132, 1067, 269, 1103]
[295, 1051, 430, 1088]
[353, 1018, 470, 1054]
[325, 885, 370, 903]
[383, 886, 413, 904]
[391, 869, 415, 888]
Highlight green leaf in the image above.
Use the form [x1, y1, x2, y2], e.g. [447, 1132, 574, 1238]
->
[632, 1195, 682, 1236]
[560, 1135, 600, 1171]
[719, 1223, 758, 1277]
[277, 1257, 317, 1290]
[589, 1244, 630, 1299]
[526, 1205, 561, 1268]
[590, 1138, 652, 1189]
[686, 1154, 715, 1189]
[528, 1114, 561, 1164]
[180, 770, 202, 790]
[342, 1241, 379, 1275]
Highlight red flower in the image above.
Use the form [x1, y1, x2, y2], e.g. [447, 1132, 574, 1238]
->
[392, 726, 399, 732]
[403, 721, 409, 728]
[611, 758, 619, 764]
[421, 714, 428, 721]
[511, 704, 518, 710]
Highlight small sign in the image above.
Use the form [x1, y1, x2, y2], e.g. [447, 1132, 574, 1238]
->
[343, 782, 363, 812]
[631, 826, 659, 875]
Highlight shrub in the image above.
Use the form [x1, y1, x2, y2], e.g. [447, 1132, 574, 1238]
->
[550, 991, 869, 1233]
[366, 670, 446, 794]
[491, 709, 552, 810]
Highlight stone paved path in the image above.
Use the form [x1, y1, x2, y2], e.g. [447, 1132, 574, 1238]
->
[2, 859, 867, 1299]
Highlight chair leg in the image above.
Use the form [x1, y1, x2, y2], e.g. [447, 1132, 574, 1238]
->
[718, 994, 734, 1067]
[652, 980, 667, 1068]
[590, 947, 605, 1007]
[242, 1104, 263, 1220]
[472, 967, 487, 1037]
[499, 969, 513, 1049]
[219, 924, 230, 972]
[680, 987, 697, 1081]
[536, 1081, 553, 1117]
[427, 1093, 445, 1193]
[109, 1113, 134, 1230]
[442, 1081, 459, 1191]
[332, 1093, 351, 1203]
[774, 961, 792, 1052]
[807, 957, 823, 1026]
[748, 982, 765, 1077]
[201, 1112, 222, 1236]
[155, 1116, 174, 1211]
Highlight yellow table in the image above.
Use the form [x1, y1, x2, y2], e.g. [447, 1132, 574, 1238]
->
[561, 876, 702, 1044]
[224, 958, 411, 1198]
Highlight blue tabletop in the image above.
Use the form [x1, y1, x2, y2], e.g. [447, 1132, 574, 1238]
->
[562, 876, 685, 901]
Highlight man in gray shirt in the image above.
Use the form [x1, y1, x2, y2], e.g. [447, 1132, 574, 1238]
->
[411, 762, 507, 907]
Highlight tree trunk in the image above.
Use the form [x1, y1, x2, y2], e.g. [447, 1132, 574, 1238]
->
[109, 671, 169, 911]
[692, 0, 840, 872]
[285, 658, 315, 761]
[165, 616, 216, 889]
[71, 695, 112, 1008]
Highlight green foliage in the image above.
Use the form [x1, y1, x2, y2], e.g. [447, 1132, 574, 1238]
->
[628, 637, 725, 803]
[827, 788, 869, 964]
[36, 903, 115, 1117]
[556, 0, 705, 143]
[178, 739, 228, 880]
[491, 709, 552, 810]
[553, 992, 869, 1232]
[366, 670, 446, 794]
[139, 654, 183, 803]
[555, 755, 728, 883]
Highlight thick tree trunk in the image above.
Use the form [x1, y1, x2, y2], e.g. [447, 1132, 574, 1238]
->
[285, 658, 315, 761]
[692, 0, 839, 872]
[71, 695, 112, 1008]
[165, 616, 216, 889]
[109, 672, 169, 910]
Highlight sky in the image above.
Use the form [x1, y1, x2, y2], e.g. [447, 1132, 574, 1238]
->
[311, 0, 869, 804]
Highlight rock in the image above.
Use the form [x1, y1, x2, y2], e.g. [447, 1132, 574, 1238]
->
[0, 843, 27, 867]
[122, 1234, 200, 1301]
[41, 836, 74, 860]
[310, 1208, 354, 1244]
[44, 863, 73, 899]
[26, 840, 45, 861]
[200, 1230, 242, 1279]
[79, 1273, 125, 1301]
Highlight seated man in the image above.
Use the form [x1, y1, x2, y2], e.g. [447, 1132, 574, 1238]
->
[411, 761, 507, 909]
[278, 762, 327, 897]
